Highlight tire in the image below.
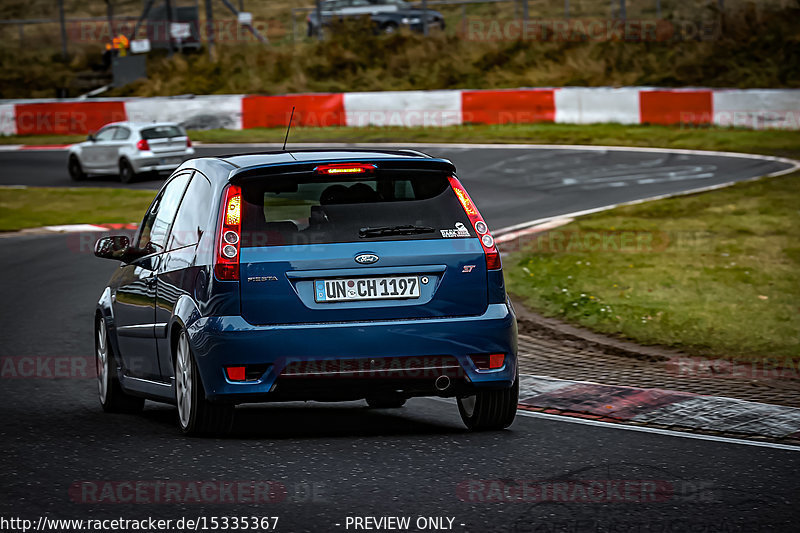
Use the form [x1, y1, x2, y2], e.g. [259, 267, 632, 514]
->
[68, 155, 87, 181]
[119, 159, 136, 184]
[366, 396, 407, 409]
[456, 375, 518, 431]
[175, 329, 234, 436]
[96, 317, 145, 414]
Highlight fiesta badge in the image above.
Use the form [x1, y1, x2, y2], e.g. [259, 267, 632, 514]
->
[354, 253, 379, 265]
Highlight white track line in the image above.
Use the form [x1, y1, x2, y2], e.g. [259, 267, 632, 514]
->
[514, 409, 800, 452]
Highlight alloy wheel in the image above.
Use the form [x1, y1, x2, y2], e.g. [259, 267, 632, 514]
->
[175, 332, 193, 429]
[96, 319, 108, 404]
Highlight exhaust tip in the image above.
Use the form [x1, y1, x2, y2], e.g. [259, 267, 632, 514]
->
[435, 375, 451, 392]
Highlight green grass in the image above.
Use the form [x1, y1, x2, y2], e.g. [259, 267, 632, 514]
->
[505, 172, 800, 361]
[3, 123, 800, 160]
[0, 186, 155, 232]
[0, 134, 87, 146]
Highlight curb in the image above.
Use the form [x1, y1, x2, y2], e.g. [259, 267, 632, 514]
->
[518, 374, 800, 443]
[0, 144, 73, 151]
[0, 223, 138, 238]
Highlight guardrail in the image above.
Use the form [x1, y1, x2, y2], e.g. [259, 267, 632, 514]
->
[1, 87, 798, 136]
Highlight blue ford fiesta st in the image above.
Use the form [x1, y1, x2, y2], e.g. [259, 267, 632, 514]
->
[93, 149, 518, 435]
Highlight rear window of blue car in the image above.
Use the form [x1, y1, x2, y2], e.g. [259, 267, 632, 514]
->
[240, 171, 474, 247]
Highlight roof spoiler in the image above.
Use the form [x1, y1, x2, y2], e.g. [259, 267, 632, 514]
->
[228, 158, 456, 183]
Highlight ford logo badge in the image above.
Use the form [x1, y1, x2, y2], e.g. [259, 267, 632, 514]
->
[354, 253, 379, 265]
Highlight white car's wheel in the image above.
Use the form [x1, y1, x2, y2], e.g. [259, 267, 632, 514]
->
[68, 155, 87, 181]
[119, 159, 137, 183]
[175, 329, 234, 436]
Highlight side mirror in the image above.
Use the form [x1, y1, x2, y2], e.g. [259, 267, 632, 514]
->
[87, 133, 96, 142]
[94, 235, 131, 261]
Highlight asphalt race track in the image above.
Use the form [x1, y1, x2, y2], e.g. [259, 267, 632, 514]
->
[1, 145, 798, 532]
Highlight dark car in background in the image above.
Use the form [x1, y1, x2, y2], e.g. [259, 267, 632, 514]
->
[93, 149, 518, 436]
[307, 0, 445, 36]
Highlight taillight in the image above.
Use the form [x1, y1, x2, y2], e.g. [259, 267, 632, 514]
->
[214, 184, 242, 281]
[225, 366, 246, 381]
[136, 139, 149, 151]
[469, 353, 506, 370]
[186, 138, 192, 148]
[447, 176, 501, 270]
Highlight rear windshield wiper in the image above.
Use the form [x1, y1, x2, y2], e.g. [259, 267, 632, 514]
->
[359, 225, 435, 238]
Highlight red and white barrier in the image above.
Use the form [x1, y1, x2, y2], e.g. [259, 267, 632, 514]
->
[712, 89, 800, 129]
[1, 87, 797, 136]
[243, 93, 345, 128]
[0, 104, 17, 136]
[126, 95, 244, 130]
[463, 89, 554, 124]
[555, 87, 640, 125]
[344, 90, 462, 127]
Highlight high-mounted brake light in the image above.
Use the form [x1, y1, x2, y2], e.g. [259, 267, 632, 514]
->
[136, 139, 149, 151]
[448, 176, 501, 270]
[314, 163, 376, 175]
[214, 184, 242, 281]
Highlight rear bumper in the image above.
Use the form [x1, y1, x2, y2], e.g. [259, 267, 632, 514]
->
[188, 303, 517, 403]
[130, 149, 194, 173]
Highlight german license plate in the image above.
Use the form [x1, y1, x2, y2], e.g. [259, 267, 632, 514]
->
[159, 157, 181, 165]
[314, 276, 420, 302]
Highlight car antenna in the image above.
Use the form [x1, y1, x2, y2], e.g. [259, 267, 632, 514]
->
[283, 106, 296, 160]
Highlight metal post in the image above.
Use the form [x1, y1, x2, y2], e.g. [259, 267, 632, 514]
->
[656, 0, 661, 19]
[205, 0, 214, 59]
[565, 0, 569, 19]
[105, 0, 115, 38]
[619, 0, 626, 20]
[18, 24, 24, 47]
[522, 0, 529, 21]
[164, 0, 175, 55]
[58, 0, 68, 60]
[422, 0, 429, 36]
[291, 10, 296, 43]
[128, 0, 156, 42]
[219, 0, 267, 43]
[315, 0, 323, 41]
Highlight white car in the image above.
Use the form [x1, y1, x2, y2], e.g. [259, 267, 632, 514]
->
[68, 122, 195, 183]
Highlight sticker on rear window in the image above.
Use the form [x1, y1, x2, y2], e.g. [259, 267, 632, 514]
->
[440, 222, 470, 238]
